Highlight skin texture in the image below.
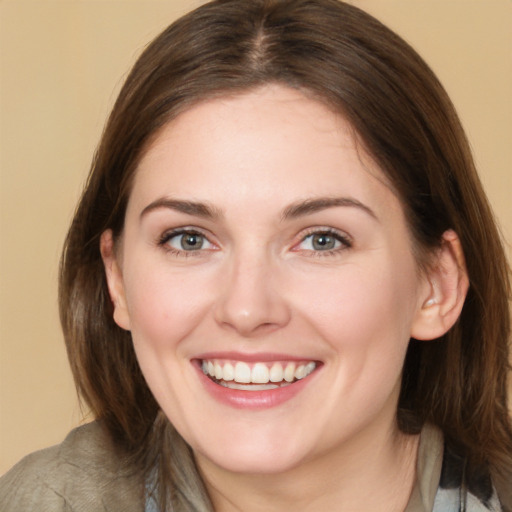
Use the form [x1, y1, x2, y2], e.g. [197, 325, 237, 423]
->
[101, 85, 468, 511]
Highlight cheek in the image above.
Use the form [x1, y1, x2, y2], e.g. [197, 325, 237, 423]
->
[122, 262, 215, 351]
[293, 257, 419, 360]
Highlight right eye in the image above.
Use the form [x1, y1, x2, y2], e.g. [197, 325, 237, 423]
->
[160, 230, 215, 253]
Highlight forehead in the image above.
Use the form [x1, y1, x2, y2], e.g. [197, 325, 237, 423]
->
[129, 85, 399, 219]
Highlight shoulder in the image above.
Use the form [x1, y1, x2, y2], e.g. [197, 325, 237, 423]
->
[415, 424, 508, 512]
[0, 422, 144, 512]
[409, 423, 444, 511]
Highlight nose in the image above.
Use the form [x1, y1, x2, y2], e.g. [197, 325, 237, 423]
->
[213, 251, 291, 337]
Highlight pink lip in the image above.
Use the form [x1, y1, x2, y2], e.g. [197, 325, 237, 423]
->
[195, 351, 314, 363]
[192, 357, 320, 410]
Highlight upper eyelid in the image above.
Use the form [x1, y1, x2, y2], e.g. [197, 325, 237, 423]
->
[160, 226, 213, 239]
[158, 227, 217, 248]
[297, 227, 352, 243]
[157, 225, 352, 249]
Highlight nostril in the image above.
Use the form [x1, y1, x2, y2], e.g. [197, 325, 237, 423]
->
[214, 296, 291, 337]
[218, 318, 286, 338]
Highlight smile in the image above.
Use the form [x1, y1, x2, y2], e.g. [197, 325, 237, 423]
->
[201, 360, 317, 390]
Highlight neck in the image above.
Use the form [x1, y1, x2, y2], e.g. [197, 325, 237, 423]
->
[196, 421, 420, 512]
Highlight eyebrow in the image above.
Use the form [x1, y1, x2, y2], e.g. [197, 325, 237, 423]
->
[140, 198, 222, 219]
[140, 196, 377, 222]
[281, 197, 378, 221]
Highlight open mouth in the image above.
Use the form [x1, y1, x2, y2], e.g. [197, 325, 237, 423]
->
[200, 359, 318, 391]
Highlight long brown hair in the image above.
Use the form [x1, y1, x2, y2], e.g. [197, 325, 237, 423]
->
[59, 0, 512, 509]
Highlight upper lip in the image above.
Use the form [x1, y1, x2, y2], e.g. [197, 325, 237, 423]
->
[194, 351, 319, 363]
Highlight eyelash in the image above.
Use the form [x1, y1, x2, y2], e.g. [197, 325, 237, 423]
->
[293, 228, 352, 257]
[157, 227, 352, 258]
[157, 228, 215, 257]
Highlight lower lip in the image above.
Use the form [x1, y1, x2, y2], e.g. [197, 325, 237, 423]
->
[195, 363, 318, 410]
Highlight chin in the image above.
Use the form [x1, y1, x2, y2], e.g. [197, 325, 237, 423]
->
[191, 428, 311, 475]
[204, 447, 306, 475]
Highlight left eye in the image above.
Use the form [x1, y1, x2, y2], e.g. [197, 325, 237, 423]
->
[166, 231, 214, 251]
[297, 232, 347, 251]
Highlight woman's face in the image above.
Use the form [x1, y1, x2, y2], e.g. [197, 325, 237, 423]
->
[104, 85, 432, 474]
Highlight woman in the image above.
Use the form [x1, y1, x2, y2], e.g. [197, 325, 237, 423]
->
[1, 0, 510, 511]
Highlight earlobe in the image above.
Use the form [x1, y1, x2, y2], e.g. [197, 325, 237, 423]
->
[411, 230, 469, 341]
[100, 230, 131, 331]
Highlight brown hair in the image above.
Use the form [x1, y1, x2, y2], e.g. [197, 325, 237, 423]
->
[59, 0, 512, 509]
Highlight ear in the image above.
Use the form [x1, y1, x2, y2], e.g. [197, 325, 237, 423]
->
[100, 230, 131, 331]
[411, 230, 469, 341]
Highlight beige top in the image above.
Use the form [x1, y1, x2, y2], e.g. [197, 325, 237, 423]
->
[406, 424, 444, 512]
[0, 422, 144, 511]
[0, 422, 444, 512]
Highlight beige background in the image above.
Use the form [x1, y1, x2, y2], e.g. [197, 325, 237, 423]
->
[1, 0, 510, 474]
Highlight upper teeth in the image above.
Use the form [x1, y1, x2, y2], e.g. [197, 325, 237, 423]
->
[201, 360, 316, 384]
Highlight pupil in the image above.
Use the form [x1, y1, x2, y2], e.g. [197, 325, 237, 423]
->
[182, 234, 202, 250]
[313, 234, 334, 250]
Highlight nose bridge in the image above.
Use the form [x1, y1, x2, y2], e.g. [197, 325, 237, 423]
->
[214, 244, 290, 336]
